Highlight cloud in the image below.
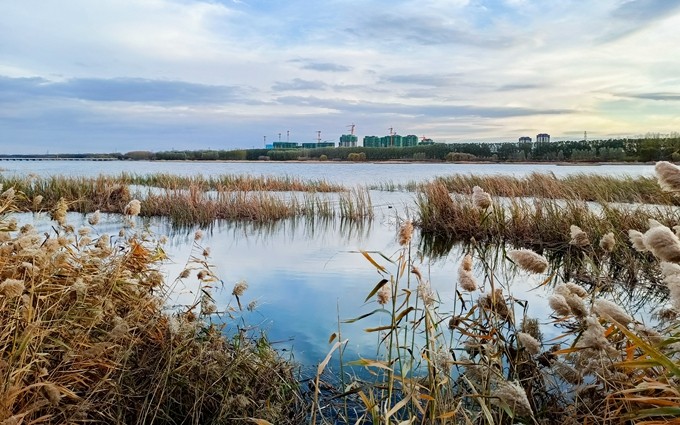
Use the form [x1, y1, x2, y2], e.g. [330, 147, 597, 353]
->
[615, 91, 680, 101]
[291, 60, 352, 72]
[275, 95, 571, 118]
[347, 13, 518, 48]
[600, 0, 680, 41]
[271, 78, 328, 91]
[380, 73, 465, 87]
[611, 0, 680, 21]
[0, 76, 248, 104]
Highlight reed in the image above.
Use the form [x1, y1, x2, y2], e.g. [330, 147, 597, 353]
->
[0, 193, 303, 424]
[335, 204, 680, 424]
[377, 172, 677, 205]
[329, 161, 680, 424]
[0, 175, 372, 226]
[116, 172, 346, 192]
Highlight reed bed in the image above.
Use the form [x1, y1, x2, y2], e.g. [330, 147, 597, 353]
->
[417, 181, 679, 250]
[0, 175, 371, 226]
[140, 187, 372, 226]
[0, 191, 303, 424]
[115, 172, 346, 192]
[325, 192, 680, 423]
[375, 172, 677, 205]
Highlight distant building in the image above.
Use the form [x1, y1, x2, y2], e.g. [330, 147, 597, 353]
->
[339, 134, 358, 147]
[519, 136, 532, 143]
[363, 134, 420, 148]
[301, 142, 335, 149]
[273, 142, 300, 149]
[363, 136, 381, 147]
[403, 135, 419, 147]
[536, 133, 550, 143]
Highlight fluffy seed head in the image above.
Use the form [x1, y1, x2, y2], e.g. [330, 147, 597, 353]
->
[655, 161, 680, 192]
[88, 210, 101, 226]
[517, 332, 541, 355]
[458, 268, 477, 292]
[628, 229, 648, 252]
[578, 315, 611, 351]
[398, 220, 413, 246]
[643, 225, 680, 262]
[565, 282, 588, 298]
[599, 232, 615, 252]
[376, 281, 391, 305]
[548, 294, 571, 316]
[32, 195, 43, 208]
[472, 186, 492, 209]
[51, 198, 68, 226]
[461, 254, 473, 272]
[194, 230, 203, 241]
[593, 298, 633, 325]
[507, 249, 549, 274]
[0, 279, 25, 299]
[661, 261, 680, 277]
[232, 280, 248, 296]
[493, 380, 533, 418]
[565, 293, 588, 318]
[570, 225, 590, 247]
[124, 199, 141, 216]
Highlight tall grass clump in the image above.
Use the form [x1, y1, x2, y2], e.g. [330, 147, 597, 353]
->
[334, 163, 680, 423]
[433, 172, 679, 205]
[0, 188, 303, 424]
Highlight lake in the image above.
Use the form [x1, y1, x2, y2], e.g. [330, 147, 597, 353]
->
[1, 160, 659, 371]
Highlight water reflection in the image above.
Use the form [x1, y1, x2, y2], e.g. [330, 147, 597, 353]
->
[16, 210, 669, 372]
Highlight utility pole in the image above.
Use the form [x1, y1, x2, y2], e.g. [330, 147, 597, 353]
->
[263, 135, 266, 146]
[287, 130, 290, 142]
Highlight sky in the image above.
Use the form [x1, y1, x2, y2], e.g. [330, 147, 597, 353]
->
[1, 0, 680, 154]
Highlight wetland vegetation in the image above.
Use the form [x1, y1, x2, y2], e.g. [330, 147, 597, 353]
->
[2, 162, 680, 424]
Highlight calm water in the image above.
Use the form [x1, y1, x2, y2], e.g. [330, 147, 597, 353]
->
[0, 160, 655, 185]
[2, 161, 658, 369]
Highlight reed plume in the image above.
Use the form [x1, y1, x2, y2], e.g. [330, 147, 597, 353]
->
[569, 225, 590, 247]
[472, 185, 492, 209]
[642, 225, 680, 262]
[599, 232, 615, 252]
[655, 161, 680, 192]
[507, 249, 549, 274]
[592, 299, 633, 325]
[628, 229, 647, 252]
[517, 332, 541, 355]
[493, 380, 533, 418]
[124, 199, 141, 216]
[398, 220, 414, 246]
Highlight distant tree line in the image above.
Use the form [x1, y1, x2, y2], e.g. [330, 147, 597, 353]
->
[144, 133, 680, 163]
[6, 133, 680, 163]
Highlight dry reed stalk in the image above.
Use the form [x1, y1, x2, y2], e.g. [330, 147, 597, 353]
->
[0, 192, 303, 424]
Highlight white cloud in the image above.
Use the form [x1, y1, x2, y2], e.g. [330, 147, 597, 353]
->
[1, 0, 680, 151]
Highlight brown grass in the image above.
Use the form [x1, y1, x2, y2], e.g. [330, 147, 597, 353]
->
[0, 194, 303, 424]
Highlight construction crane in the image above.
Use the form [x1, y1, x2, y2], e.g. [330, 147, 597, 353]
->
[389, 127, 394, 146]
[316, 131, 321, 143]
[347, 124, 355, 135]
